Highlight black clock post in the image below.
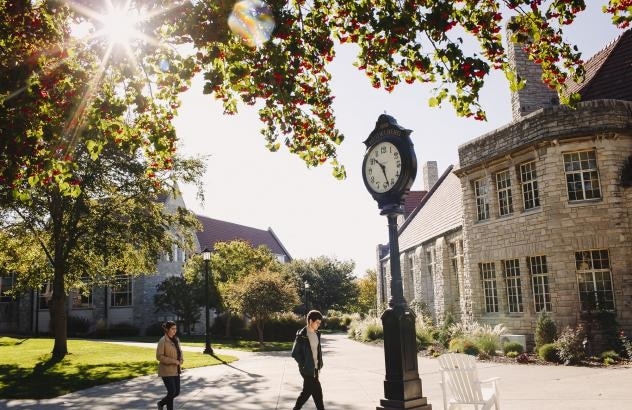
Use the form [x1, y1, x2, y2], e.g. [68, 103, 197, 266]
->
[362, 114, 432, 410]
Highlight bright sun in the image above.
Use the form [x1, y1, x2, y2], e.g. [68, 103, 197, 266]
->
[100, 5, 142, 46]
[69, 0, 149, 50]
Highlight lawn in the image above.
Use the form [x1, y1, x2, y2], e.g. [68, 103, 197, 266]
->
[103, 335, 294, 352]
[0, 337, 238, 400]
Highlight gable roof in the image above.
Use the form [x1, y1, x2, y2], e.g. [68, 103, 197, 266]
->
[195, 215, 292, 260]
[397, 166, 463, 252]
[566, 29, 632, 101]
[403, 190, 428, 218]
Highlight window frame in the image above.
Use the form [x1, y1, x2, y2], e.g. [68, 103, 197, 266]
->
[71, 276, 94, 309]
[528, 255, 551, 313]
[38, 282, 52, 310]
[519, 160, 540, 210]
[480, 262, 498, 313]
[563, 150, 602, 201]
[474, 178, 490, 221]
[110, 275, 133, 307]
[0, 272, 15, 303]
[575, 250, 614, 312]
[496, 170, 514, 216]
[503, 259, 523, 313]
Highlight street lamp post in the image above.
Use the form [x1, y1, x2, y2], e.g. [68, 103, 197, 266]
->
[202, 248, 213, 355]
[304, 281, 310, 313]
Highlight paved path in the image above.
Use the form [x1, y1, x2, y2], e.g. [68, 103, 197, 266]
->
[2, 333, 632, 409]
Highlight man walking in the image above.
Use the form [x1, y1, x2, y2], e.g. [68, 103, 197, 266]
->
[291, 310, 325, 410]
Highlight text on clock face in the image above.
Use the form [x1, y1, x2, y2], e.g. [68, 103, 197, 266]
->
[365, 142, 402, 193]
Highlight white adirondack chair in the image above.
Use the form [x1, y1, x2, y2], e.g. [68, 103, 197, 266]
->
[438, 353, 500, 410]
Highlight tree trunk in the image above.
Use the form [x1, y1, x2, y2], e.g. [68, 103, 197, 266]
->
[224, 311, 232, 338]
[50, 266, 68, 359]
[257, 320, 264, 346]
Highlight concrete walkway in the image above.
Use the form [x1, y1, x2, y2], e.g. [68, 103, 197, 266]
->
[2, 333, 632, 409]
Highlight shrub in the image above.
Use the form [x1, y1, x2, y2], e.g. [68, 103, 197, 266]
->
[211, 313, 247, 338]
[67, 315, 90, 337]
[108, 322, 140, 338]
[475, 333, 500, 356]
[257, 312, 304, 341]
[448, 337, 479, 356]
[145, 322, 165, 337]
[619, 330, 632, 360]
[516, 352, 530, 364]
[347, 316, 383, 342]
[600, 350, 620, 365]
[538, 343, 559, 362]
[556, 325, 586, 365]
[363, 319, 384, 342]
[505, 351, 519, 358]
[448, 337, 467, 352]
[323, 312, 358, 331]
[503, 341, 524, 355]
[416, 327, 435, 350]
[535, 312, 557, 350]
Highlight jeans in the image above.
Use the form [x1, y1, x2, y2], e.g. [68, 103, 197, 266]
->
[293, 372, 325, 410]
[159, 376, 180, 410]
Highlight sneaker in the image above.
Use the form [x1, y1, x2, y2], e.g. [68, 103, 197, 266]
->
[157, 402, 164, 410]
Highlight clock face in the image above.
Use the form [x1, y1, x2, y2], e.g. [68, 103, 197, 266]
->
[364, 141, 402, 193]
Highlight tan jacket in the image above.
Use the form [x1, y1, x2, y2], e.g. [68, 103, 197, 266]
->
[156, 335, 182, 377]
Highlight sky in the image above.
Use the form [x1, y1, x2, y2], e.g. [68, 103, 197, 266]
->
[173, 2, 625, 276]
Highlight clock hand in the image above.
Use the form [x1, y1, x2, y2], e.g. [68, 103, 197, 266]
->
[375, 159, 389, 181]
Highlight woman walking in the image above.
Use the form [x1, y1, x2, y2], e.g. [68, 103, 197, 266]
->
[156, 321, 183, 410]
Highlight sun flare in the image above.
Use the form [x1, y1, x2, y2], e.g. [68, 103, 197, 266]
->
[100, 5, 143, 46]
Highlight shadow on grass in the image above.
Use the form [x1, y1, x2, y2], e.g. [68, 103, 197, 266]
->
[0, 359, 156, 399]
[0, 337, 30, 347]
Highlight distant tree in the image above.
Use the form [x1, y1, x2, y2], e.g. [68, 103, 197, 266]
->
[284, 256, 358, 313]
[154, 276, 203, 335]
[232, 269, 299, 344]
[0, 139, 203, 359]
[183, 240, 281, 337]
[352, 269, 377, 314]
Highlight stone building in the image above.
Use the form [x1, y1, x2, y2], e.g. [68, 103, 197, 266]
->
[377, 29, 632, 346]
[454, 29, 632, 342]
[0, 188, 292, 335]
[377, 163, 464, 324]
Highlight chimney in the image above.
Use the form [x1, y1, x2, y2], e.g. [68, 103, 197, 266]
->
[507, 27, 559, 121]
[422, 161, 438, 191]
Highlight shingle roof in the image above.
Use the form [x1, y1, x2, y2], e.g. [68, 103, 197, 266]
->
[195, 215, 292, 260]
[403, 190, 427, 218]
[566, 29, 632, 101]
[398, 166, 463, 252]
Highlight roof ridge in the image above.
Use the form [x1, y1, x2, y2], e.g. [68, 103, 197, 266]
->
[566, 29, 631, 95]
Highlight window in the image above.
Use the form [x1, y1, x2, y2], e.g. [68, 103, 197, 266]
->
[496, 170, 513, 216]
[528, 255, 551, 312]
[111, 275, 133, 307]
[564, 150, 601, 201]
[519, 161, 540, 210]
[480, 263, 498, 313]
[404, 253, 415, 301]
[474, 178, 490, 221]
[576, 250, 614, 311]
[449, 242, 461, 300]
[503, 259, 523, 313]
[0, 272, 14, 303]
[426, 248, 435, 278]
[71, 276, 93, 308]
[39, 282, 52, 310]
